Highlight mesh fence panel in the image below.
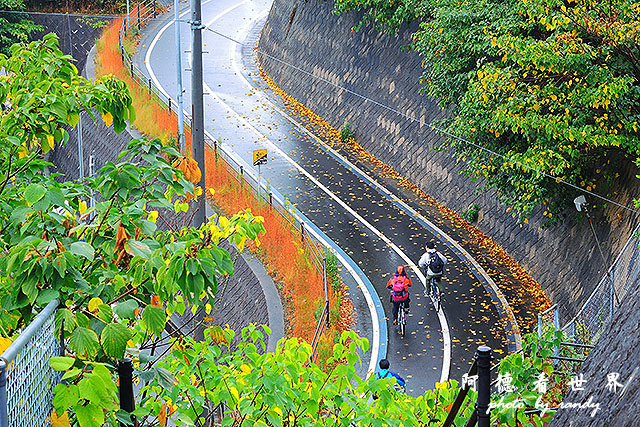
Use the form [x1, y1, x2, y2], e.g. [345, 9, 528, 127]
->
[537, 305, 557, 337]
[554, 225, 640, 345]
[3, 308, 61, 427]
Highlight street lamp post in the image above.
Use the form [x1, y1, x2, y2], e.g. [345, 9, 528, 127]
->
[574, 196, 619, 320]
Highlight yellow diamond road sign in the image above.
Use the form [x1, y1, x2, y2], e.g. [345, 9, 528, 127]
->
[253, 149, 267, 166]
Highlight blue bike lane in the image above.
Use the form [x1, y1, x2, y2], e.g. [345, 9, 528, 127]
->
[134, 0, 526, 395]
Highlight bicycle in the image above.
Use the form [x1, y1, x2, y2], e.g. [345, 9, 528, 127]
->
[425, 276, 442, 312]
[397, 301, 407, 337]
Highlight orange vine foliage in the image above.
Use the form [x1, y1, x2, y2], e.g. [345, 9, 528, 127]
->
[205, 151, 345, 342]
[95, 19, 192, 149]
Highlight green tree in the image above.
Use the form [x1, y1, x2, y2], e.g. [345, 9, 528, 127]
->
[0, 34, 265, 425]
[334, 0, 640, 219]
[0, 0, 41, 55]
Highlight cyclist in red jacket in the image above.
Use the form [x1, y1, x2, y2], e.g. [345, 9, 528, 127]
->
[386, 265, 412, 325]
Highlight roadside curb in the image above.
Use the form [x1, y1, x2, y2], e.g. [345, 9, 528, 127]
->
[241, 252, 285, 352]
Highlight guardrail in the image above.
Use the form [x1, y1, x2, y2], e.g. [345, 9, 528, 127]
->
[117, 11, 331, 361]
[539, 224, 640, 345]
[0, 299, 61, 427]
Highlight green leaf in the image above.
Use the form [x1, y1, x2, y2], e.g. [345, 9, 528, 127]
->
[10, 205, 32, 224]
[52, 384, 80, 414]
[68, 112, 80, 127]
[36, 288, 59, 306]
[61, 367, 82, 381]
[78, 377, 111, 408]
[21, 277, 38, 304]
[75, 402, 104, 427]
[76, 312, 90, 328]
[113, 299, 139, 320]
[47, 186, 66, 207]
[100, 323, 133, 359]
[124, 239, 152, 259]
[179, 413, 196, 425]
[69, 327, 100, 357]
[156, 367, 177, 389]
[31, 193, 51, 212]
[24, 184, 46, 206]
[69, 241, 95, 261]
[141, 305, 166, 337]
[95, 304, 113, 323]
[49, 356, 76, 371]
[55, 308, 77, 334]
[115, 410, 134, 426]
[50, 101, 68, 118]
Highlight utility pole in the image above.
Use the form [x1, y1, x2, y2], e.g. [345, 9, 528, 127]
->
[175, 0, 185, 152]
[77, 113, 83, 180]
[191, 0, 206, 227]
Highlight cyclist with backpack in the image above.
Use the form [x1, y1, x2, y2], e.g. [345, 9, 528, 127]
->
[374, 358, 406, 392]
[418, 241, 447, 296]
[386, 265, 412, 325]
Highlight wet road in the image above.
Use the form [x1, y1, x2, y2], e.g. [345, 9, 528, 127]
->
[136, 0, 513, 395]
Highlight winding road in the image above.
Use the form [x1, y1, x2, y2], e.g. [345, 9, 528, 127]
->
[135, 0, 520, 395]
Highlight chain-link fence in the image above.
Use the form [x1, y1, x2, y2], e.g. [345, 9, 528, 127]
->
[0, 300, 61, 427]
[539, 224, 640, 346]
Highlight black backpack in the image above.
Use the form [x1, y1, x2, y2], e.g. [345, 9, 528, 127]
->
[429, 252, 444, 274]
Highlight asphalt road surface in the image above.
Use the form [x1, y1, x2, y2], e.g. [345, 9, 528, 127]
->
[136, 0, 515, 396]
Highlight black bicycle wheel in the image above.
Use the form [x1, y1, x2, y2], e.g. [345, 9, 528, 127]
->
[433, 292, 440, 312]
[399, 308, 406, 337]
[431, 280, 441, 312]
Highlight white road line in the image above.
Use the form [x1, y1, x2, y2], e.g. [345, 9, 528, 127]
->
[144, 0, 248, 100]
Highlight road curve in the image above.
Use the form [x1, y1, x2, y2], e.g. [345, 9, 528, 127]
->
[135, 0, 518, 395]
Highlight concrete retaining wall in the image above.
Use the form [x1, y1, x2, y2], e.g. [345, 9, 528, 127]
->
[257, 0, 640, 319]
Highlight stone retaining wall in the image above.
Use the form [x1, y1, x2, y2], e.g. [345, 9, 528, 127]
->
[257, 0, 640, 319]
[28, 13, 114, 76]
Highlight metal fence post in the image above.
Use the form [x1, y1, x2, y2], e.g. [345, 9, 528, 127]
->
[323, 258, 329, 327]
[118, 359, 135, 426]
[553, 307, 560, 360]
[610, 276, 615, 323]
[537, 312, 542, 339]
[477, 346, 491, 427]
[0, 365, 7, 427]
